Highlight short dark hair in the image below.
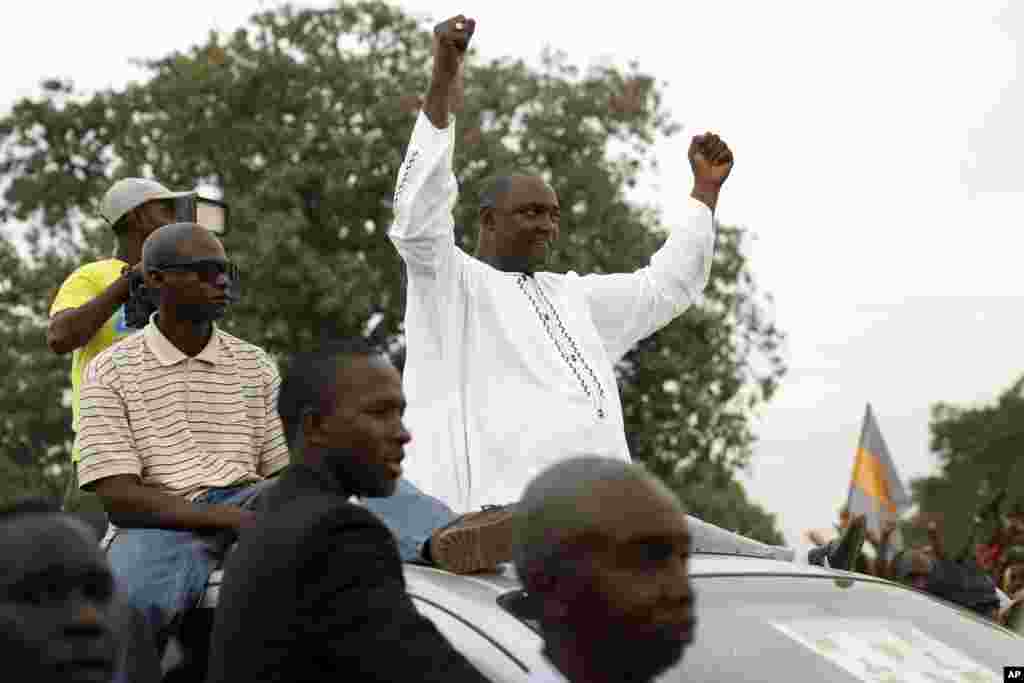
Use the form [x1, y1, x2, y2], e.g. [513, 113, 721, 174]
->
[277, 337, 381, 450]
[0, 497, 61, 522]
[479, 174, 516, 210]
[478, 170, 547, 210]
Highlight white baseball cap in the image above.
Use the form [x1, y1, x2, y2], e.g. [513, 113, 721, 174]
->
[100, 178, 193, 227]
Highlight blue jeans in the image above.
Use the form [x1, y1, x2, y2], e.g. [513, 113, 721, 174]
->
[363, 477, 458, 562]
[105, 481, 269, 646]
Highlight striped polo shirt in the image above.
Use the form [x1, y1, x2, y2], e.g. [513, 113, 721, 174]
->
[77, 315, 290, 501]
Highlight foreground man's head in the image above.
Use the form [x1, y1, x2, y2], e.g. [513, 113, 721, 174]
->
[515, 456, 695, 683]
[0, 499, 119, 683]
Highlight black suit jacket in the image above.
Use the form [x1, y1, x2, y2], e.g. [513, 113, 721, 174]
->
[205, 464, 489, 683]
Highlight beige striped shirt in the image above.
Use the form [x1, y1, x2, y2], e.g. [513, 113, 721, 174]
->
[78, 316, 289, 501]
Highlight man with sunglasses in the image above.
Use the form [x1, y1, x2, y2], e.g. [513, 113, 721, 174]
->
[76, 222, 288, 663]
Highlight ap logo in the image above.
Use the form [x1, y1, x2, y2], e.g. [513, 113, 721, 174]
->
[1006, 666, 1024, 681]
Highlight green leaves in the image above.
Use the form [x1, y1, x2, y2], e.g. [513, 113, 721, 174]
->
[909, 377, 1024, 556]
[0, 1, 785, 540]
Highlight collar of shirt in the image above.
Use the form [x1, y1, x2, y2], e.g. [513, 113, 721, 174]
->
[144, 312, 225, 366]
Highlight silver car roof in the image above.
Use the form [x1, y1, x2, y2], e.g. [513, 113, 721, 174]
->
[404, 553, 859, 597]
[401, 554, 888, 678]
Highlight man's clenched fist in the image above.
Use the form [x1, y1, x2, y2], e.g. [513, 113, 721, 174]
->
[689, 133, 734, 188]
[432, 15, 476, 84]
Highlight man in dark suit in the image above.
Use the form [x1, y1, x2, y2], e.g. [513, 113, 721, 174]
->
[205, 338, 489, 683]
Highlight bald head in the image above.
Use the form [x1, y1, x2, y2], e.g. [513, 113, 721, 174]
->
[515, 458, 694, 680]
[514, 456, 683, 583]
[142, 222, 223, 274]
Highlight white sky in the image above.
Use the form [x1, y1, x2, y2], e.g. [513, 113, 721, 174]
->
[3, 0, 1022, 545]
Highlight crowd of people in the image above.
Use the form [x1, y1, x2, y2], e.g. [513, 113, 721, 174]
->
[807, 504, 1024, 626]
[3, 12, 1015, 683]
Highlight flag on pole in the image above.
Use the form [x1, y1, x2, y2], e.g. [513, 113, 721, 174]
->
[847, 404, 911, 560]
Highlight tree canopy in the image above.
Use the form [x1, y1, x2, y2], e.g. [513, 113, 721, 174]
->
[908, 375, 1024, 556]
[0, 1, 785, 542]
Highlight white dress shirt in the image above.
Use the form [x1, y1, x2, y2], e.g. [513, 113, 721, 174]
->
[390, 111, 716, 513]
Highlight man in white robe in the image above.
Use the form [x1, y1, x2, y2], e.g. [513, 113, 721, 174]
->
[366, 13, 864, 575]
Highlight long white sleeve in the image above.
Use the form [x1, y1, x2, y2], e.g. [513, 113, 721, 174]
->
[576, 196, 715, 362]
[389, 112, 475, 510]
[389, 112, 459, 277]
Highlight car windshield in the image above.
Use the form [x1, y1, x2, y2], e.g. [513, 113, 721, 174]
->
[501, 573, 1021, 682]
[674, 575, 1019, 682]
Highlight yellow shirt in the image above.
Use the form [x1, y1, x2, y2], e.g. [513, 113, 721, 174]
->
[50, 259, 138, 461]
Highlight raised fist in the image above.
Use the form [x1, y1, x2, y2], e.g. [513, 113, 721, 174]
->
[432, 15, 475, 84]
[689, 132, 734, 188]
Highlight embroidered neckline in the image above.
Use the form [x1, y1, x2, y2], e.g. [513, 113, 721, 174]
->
[516, 274, 607, 420]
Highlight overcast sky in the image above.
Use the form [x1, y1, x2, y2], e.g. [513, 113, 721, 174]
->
[3, 0, 1021, 545]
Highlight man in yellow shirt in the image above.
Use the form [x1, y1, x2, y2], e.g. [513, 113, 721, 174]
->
[48, 178, 190, 464]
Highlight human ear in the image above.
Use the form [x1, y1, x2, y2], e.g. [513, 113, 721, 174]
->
[479, 207, 497, 233]
[303, 412, 327, 447]
[143, 270, 163, 290]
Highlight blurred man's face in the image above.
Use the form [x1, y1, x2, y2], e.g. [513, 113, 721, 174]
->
[310, 355, 411, 498]
[553, 478, 694, 681]
[897, 550, 934, 591]
[1005, 564, 1024, 597]
[1007, 514, 1024, 537]
[0, 514, 119, 683]
[136, 200, 177, 240]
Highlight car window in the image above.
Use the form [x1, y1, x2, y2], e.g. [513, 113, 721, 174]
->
[668, 575, 1021, 683]
[412, 595, 530, 682]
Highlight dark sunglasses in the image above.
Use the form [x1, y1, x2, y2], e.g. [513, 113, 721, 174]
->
[155, 258, 240, 285]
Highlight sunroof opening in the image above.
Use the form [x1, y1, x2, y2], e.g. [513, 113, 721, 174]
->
[497, 590, 542, 634]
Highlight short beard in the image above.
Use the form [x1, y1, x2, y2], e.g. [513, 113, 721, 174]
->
[173, 302, 227, 325]
[542, 619, 685, 683]
[323, 449, 394, 498]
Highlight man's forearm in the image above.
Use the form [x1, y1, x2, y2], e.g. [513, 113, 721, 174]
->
[877, 543, 890, 578]
[423, 80, 452, 130]
[98, 478, 248, 531]
[690, 183, 720, 214]
[48, 277, 130, 354]
[928, 527, 945, 559]
[423, 61, 464, 130]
